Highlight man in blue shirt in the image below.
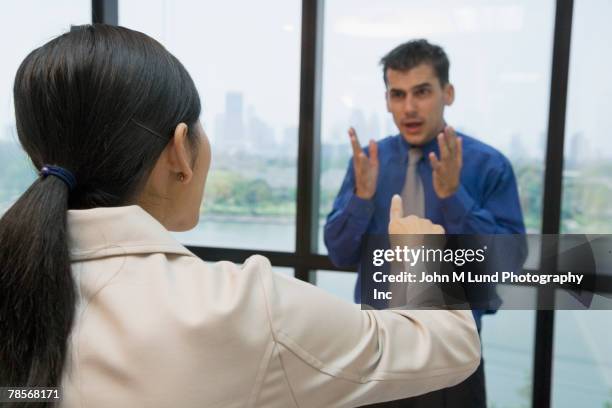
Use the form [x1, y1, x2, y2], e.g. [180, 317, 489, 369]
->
[324, 40, 525, 407]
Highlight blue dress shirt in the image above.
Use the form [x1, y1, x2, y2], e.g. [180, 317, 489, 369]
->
[324, 132, 526, 327]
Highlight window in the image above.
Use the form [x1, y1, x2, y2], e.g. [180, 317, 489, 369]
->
[560, 0, 612, 234]
[120, 0, 302, 251]
[553, 310, 612, 407]
[554, 2, 612, 404]
[317, 1, 555, 406]
[482, 301, 536, 407]
[0, 1, 91, 214]
[318, 0, 555, 256]
[312, 270, 358, 302]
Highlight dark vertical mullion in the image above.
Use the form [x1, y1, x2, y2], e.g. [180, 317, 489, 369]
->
[309, 2, 324, 258]
[295, 0, 323, 282]
[92, 0, 118, 25]
[533, 1, 574, 407]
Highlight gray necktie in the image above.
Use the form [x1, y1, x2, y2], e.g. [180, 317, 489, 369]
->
[401, 147, 425, 217]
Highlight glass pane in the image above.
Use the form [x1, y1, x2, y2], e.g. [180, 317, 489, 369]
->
[481, 299, 536, 407]
[553, 310, 612, 407]
[552, 0, 612, 407]
[318, 0, 555, 254]
[561, 0, 612, 234]
[0, 2, 91, 214]
[120, 0, 301, 251]
[273, 266, 294, 278]
[317, 3, 552, 406]
[313, 270, 358, 302]
[554, 1, 612, 404]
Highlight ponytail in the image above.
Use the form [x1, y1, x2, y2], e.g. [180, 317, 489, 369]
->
[0, 175, 76, 406]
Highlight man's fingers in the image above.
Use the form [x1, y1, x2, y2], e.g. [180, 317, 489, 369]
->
[429, 151, 441, 170]
[445, 126, 457, 153]
[437, 132, 450, 160]
[457, 137, 463, 163]
[356, 151, 368, 168]
[349, 127, 362, 158]
[390, 194, 403, 221]
[369, 139, 379, 165]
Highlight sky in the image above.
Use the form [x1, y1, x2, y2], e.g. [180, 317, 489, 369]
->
[2, 0, 611, 162]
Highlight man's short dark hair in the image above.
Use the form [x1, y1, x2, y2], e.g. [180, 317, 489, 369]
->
[380, 39, 450, 86]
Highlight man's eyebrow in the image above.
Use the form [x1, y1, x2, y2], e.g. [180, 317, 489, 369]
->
[411, 82, 433, 91]
[388, 87, 406, 94]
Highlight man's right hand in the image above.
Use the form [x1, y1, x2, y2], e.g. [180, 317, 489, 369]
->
[349, 127, 379, 200]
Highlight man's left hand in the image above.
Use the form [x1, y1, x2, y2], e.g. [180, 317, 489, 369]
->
[428, 126, 462, 199]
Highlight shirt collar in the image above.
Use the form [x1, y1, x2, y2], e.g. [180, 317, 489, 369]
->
[67, 205, 194, 261]
[396, 133, 439, 159]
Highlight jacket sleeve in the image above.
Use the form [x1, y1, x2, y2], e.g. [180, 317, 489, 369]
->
[255, 255, 481, 408]
[324, 159, 376, 268]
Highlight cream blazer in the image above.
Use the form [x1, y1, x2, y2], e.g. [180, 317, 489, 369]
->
[60, 205, 480, 408]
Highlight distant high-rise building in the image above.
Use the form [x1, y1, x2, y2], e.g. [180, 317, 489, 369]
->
[367, 112, 380, 139]
[248, 113, 276, 155]
[568, 132, 590, 167]
[509, 133, 527, 162]
[221, 92, 245, 152]
[349, 108, 367, 137]
[385, 116, 396, 136]
[538, 131, 547, 159]
[281, 126, 298, 157]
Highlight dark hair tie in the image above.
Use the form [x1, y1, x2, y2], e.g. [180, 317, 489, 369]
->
[40, 165, 77, 191]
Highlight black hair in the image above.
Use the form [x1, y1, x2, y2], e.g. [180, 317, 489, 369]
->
[380, 39, 450, 86]
[0, 24, 201, 404]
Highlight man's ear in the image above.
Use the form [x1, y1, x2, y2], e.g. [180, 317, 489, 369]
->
[443, 83, 455, 106]
[385, 90, 391, 113]
[167, 123, 193, 183]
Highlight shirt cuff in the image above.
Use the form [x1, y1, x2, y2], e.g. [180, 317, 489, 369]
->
[346, 193, 375, 220]
[440, 185, 475, 229]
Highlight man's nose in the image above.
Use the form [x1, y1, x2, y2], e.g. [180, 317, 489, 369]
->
[403, 94, 417, 114]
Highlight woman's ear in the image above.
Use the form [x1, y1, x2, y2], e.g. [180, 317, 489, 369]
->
[167, 123, 194, 183]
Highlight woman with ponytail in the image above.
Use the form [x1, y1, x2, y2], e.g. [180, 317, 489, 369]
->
[0, 24, 479, 407]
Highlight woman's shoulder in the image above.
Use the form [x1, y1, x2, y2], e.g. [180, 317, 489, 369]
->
[75, 251, 278, 337]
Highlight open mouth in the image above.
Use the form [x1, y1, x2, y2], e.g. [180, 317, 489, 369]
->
[402, 120, 424, 134]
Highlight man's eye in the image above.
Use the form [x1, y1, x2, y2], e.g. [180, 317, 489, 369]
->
[415, 88, 430, 97]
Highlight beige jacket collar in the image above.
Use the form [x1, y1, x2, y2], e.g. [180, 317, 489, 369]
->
[67, 205, 193, 261]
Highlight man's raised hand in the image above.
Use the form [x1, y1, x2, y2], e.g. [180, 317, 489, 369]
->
[428, 126, 463, 199]
[349, 127, 379, 200]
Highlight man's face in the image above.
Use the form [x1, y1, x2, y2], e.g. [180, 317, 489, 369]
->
[385, 64, 454, 146]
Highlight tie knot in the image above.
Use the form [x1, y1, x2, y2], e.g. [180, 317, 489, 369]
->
[408, 148, 422, 166]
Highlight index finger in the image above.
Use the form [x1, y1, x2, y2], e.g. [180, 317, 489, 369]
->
[348, 127, 362, 158]
[437, 132, 450, 160]
[390, 194, 403, 221]
[433, 224, 445, 234]
[445, 126, 458, 152]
